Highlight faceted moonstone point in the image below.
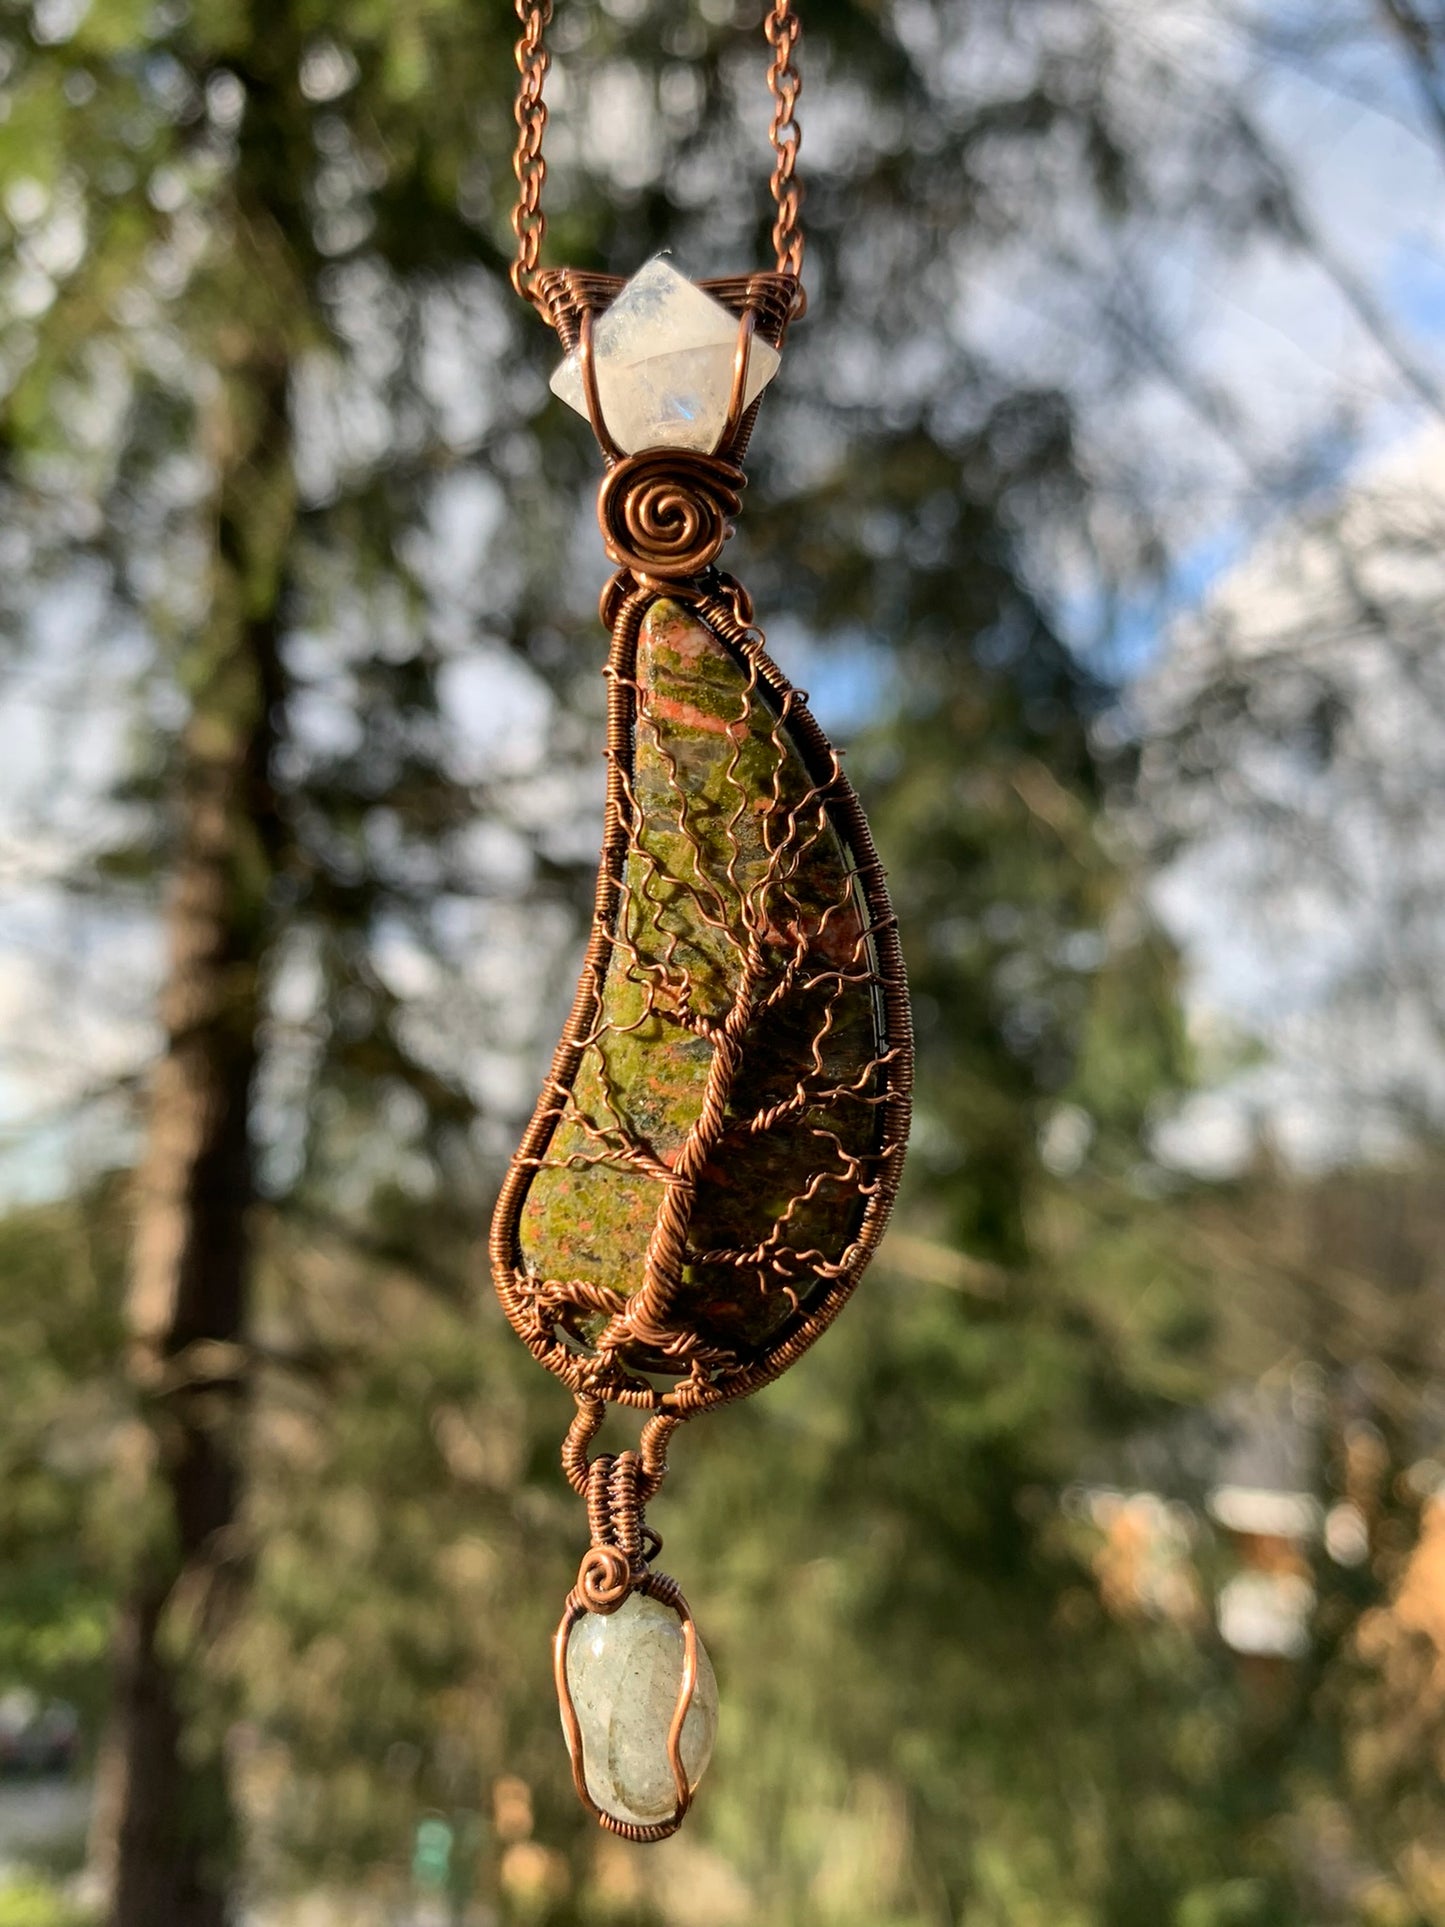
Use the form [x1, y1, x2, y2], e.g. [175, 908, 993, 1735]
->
[550, 256, 781, 455]
[564, 1591, 718, 1826]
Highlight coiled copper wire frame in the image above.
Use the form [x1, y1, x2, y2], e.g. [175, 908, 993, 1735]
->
[554, 1566, 702, 1842]
[492, 268, 912, 1838]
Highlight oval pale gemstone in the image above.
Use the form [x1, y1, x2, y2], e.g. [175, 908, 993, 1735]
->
[564, 1592, 718, 1826]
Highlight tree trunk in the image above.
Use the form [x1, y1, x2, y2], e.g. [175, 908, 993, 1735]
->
[103, 350, 292, 1927]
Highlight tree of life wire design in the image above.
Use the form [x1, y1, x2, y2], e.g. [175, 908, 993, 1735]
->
[498, 587, 909, 1412]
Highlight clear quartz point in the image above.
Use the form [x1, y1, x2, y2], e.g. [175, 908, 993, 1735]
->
[564, 1591, 718, 1826]
[549, 256, 781, 454]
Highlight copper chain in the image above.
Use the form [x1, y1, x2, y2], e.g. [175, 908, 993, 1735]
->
[510, 0, 553, 305]
[509, 0, 804, 313]
[763, 0, 804, 288]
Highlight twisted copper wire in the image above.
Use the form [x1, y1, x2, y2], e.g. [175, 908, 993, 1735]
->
[538, 270, 796, 358]
[562, 1396, 606, 1494]
[563, 1392, 675, 1611]
[594, 939, 767, 1359]
[493, 463, 913, 1395]
[557, 1391, 693, 1827]
[640, 1412, 680, 1496]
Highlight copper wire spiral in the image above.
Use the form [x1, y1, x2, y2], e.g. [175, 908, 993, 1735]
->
[576, 1545, 632, 1612]
[597, 449, 744, 581]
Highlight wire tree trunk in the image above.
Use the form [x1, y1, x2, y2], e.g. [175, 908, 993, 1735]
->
[100, 349, 293, 1927]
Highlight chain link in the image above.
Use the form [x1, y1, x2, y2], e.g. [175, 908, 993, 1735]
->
[509, 0, 804, 313]
[764, 0, 805, 300]
[510, 0, 553, 308]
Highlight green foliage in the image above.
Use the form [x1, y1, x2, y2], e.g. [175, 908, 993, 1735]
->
[0, 1875, 94, 1927]
[0, 1184, 130, 1724]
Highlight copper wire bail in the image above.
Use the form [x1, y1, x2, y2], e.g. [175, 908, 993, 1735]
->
[553, 1400, 700, 1841]
[576, 306, 622, 466]
[716, 307, 756, 458]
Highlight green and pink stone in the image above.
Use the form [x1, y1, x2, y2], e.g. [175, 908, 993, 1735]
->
[519, 594, 882, 1370]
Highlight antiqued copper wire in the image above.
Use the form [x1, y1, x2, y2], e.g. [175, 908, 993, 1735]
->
[561, 1394, 606, 1493]
[568, 282, 782, 479]
[715, 308, 758, 455]
[537, 270, 798, 361]
[576, 308, 623, 465]
[638, 1410, 680, 1496]
[509, 0, 805, 316]
[577, 304, 754, 580]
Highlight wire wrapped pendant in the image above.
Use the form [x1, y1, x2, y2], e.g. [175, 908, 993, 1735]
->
[490, 258, 911, 1837]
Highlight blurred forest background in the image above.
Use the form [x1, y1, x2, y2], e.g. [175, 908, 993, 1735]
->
[2, 0, 1445, 1922]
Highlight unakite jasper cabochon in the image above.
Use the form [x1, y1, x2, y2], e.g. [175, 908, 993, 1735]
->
[517, 597, 886, 1375]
